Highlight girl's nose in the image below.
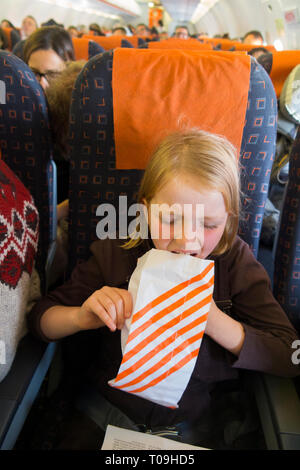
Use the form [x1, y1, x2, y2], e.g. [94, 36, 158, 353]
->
[172, 235, 203, 255]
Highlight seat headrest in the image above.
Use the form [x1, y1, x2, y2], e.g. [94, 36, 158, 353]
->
[112, 48, 251, 169]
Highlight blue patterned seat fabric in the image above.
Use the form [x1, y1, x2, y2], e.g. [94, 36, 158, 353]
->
[274, 127, 300, 332]
[88, 40, 105, 57]
[0, 51, 55, 290]
[68, 52, 276, 272]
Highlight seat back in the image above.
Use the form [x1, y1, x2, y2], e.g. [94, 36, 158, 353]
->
[146, 38, 213, 50]
[81, 35, 133, 50]
[198, 36, 275, 53]
[273, 126, 300, 332]
[1, 27, 20, 51]
[72, 37, 104, 60]
[67, 49, 276, 272]
[258, 51, 300, 98]
[0, 51, 55, 291]
[83, 34, 145, 48]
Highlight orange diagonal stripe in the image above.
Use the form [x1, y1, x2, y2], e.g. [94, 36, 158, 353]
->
[115, 330, 205, 390]
[128, 270, 214, 345]
[131, 262, 214, 325]
[114, 311, 208, 383]
[120, 348, 199, 394]
[121, 291, 212, 365]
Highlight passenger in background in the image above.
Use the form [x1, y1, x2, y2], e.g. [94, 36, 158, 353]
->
[12, 15, 39, 59]
[77, 24, 89, 37]
[89, 23, 105, 36]
[136, 23, 150, 37]
[127, 24, 136, 35]
[0, 28, 9, 50]
[248, 47, 270, 60]
[111, 26, 127, 36]
[46, 60, 86, 164]
[23, 26, 75, 90]
[174, 25, 190, 39]
[159, 31, 169, 40]
[44, 60, 86, 282]
[41, 18, 64, 28]
[20, 15, 38, 39]
[150, 26, 159, 41]
[0, 19, 21, 49]
[68, 26, 79, 38]
[1, 19, 17, 30]
[243, 30, 264, 46]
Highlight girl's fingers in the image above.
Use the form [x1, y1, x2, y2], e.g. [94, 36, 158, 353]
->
[86, 295, 117, 332]
[85, 287, 133, 331]
[113, 288, 133, 319]
[94, 287, 132, 330]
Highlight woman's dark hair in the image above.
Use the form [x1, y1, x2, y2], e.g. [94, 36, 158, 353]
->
[23, 26, 75, 64]
[1, 19, 15, 29]
[0, 28, 9, 50]
[89, 23, 105, 36]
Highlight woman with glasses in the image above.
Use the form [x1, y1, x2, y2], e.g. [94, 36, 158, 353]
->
[23, 26, 75, 90]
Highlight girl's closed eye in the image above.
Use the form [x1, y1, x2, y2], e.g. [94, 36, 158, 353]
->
[204, 224, 218, 230]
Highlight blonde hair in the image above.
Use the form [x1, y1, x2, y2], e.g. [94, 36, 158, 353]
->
[124, 128, 240, 256]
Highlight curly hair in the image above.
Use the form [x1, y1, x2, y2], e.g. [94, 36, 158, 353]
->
[45, 60, 86, 158]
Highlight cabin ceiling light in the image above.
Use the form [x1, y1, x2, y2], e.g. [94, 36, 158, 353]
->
[38, 0, 140, 18]
[191, 0, 220, 23]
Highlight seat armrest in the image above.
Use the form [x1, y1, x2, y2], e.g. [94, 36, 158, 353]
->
[0, 334, 56, 449]
[252, 372, 300, 450]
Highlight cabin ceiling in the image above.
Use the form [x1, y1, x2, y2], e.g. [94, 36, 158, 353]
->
[159, 0, 200, 23]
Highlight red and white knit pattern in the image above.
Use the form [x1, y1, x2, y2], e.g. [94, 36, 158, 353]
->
[0, 161, 39, 288]
[0, 159, 39, 382]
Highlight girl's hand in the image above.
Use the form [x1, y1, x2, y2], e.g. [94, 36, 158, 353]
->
[76, 287, 133, 332]
[205, 298, 245, 356]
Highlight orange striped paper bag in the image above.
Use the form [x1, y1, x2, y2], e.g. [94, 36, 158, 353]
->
[109, 249, 214, 408]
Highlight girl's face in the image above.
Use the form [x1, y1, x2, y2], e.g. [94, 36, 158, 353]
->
[145, 174, 228, 259]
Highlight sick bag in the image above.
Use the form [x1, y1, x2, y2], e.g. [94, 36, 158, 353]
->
[109, 249, 214, 408]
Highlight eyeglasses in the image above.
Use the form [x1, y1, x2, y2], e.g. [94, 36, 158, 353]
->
[30, 68, 61, 83]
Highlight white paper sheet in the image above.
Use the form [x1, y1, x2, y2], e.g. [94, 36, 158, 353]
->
[101, 425, 209, 450]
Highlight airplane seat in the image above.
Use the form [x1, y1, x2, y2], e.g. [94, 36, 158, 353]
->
[60, 49, 300, 449]
[67, 52, 275, 267]
[143, 38, 214, 50]
[2, 27, 20, 51]
[258, 59, 300, 263]
[253, 126, 300, 451]
[0, 51, 57, 449]
[72, 37, 104, 61]
[81, 35, 133, 51]
[273, 126, 300, 332]
[0, 51, 56, 289]
[258, 50, 300, 99]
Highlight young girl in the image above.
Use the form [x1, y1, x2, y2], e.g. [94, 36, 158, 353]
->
[28, 129, 300, 449]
